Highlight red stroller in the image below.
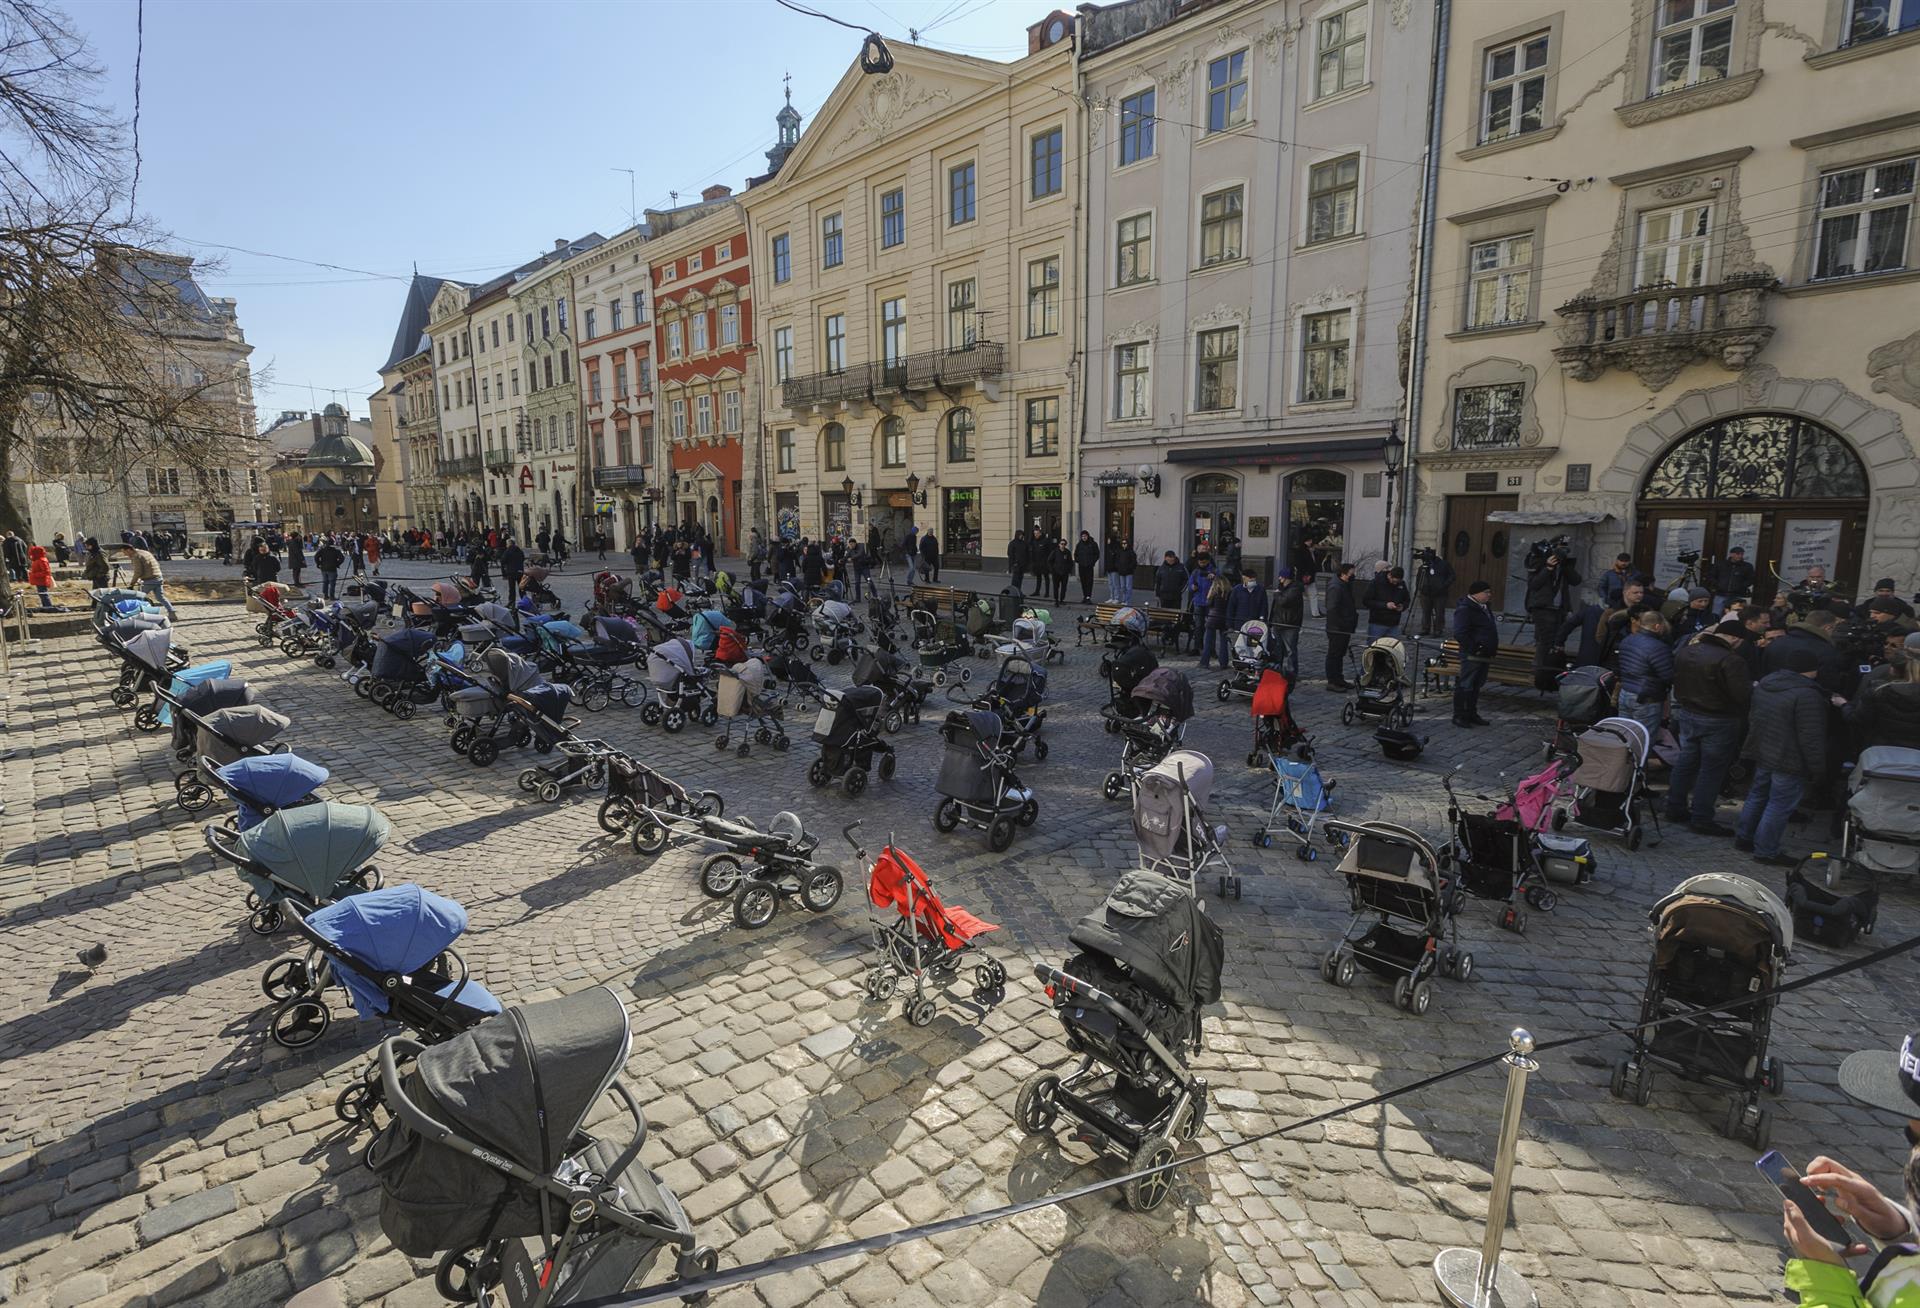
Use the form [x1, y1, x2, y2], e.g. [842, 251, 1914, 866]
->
[1248, 669, 1312, 768]
[857, 824, 1005, 1027]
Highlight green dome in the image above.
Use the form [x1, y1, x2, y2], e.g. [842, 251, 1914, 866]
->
[305, 432, 374, 469]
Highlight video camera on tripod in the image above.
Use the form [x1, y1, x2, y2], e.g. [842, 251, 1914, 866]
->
[1523, 535, 1573, 570]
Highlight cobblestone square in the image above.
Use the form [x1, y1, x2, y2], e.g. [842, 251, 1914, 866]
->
[2, 572, 1913, 1307]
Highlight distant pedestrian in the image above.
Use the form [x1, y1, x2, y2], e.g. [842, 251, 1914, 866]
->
[313, 539, 344, 599]
[118, 544, 174, 617]
[27, 545, 54, 608]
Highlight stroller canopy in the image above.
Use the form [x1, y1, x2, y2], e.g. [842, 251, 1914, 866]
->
[199, 704, 292, 763]
[430, 581, 464, 606]
[943, 707, 1003, 749]
[1109, 644, 1158, 694]
[1570, 717, 1648, 790]
[308, 883, 500, 1018]
[1857, 745, 1920, 785]
[1133, 750, 1214, 859]
[734, 658, 770, 693]
[1360, 639, 1406, 684]
[1135, 667, 1194, 721]
[482, 648, 546, 694]
[416, 985, 630, 1176]
[1236, 619, 1269, 645]
[1653, 873, 1794, 957]
[159, 662, 234, 725]
[218, 753, 328, 816]
[239, 802, 391, 898]
[123, 627, 174, 669]
[648, 638, 698, 683]
[867, 845, 997, 949]
[595, 615, 641, 647]
[173, 676, 254, 750]
[1067, 870, 1224, 1014]
[1250, 668, 1291, 719]
[1107, 607, 1149, 638]
[818, 600, 854, 624]
[1145, 750, 1213, 806]
[474, 601, 518, 628]
[380, 628, 438, 657]
[1334, 822, 1444, 894]
[1557, 666, 1618, 721]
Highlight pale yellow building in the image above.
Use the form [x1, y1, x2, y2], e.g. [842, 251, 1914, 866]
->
[1415, 0, 1920, 613]
[742, 27, 1081, 569]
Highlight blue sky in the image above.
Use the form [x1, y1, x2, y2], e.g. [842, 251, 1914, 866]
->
[65, 0, 1051, 424]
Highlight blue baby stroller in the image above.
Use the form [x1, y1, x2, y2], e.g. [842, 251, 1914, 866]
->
[187, 752, 330, 831]
[690, 607, 735, 656]
[1253, 754, 1341, 863]
[368, 628, 439, 718]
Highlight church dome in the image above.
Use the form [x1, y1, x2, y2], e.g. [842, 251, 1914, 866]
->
[305, 432, 375, 469]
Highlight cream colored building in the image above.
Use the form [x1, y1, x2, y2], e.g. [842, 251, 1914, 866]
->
[742, 29, 1082, 569]
[425, 279, 485, 530]
[1415, 0, 1920, 613]
[511, 235, 604, 546]
[376, 273, 449, 533]
[570, 225, 656, 551]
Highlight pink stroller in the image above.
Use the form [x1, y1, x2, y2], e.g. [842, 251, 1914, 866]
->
[1499, 759, 1599, 886]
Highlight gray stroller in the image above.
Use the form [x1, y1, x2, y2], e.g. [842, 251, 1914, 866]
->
[1132, 750, 1238, 899]
[367, 986, 718, 1306]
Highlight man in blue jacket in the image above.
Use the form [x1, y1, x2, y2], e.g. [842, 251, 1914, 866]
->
[1225, 567, 1267, 631]
[1184, 554, 1216, 653]
[1452, 579, 1500, 728]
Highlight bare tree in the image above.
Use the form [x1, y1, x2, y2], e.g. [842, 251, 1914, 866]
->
[0, 0, 119, 203]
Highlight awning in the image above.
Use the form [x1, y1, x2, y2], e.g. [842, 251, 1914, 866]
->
[1485, 511, 1611, 525]
[1164, 437, 1387, 466]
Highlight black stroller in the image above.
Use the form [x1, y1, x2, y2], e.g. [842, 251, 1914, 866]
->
[807, 685, 896, 797]
[447, 649, 544, 767]
[1551, 665, 1619, 758]
[692, 810, 844, 930]
[1099, 643, 1159, 731]
[1020, 871, 1223, 1212]
[1342, 637, 1413, 729]
[971, 653, 1049, 761]
[367, 627, 440, 719]
[366, 986, 718, 1306]
[1102, 667, 1193, 802]
[598, 755, 725, 855]
[1610, 873, 1791, 1148]
[1440, 770, 1558, 934]
[1320, 819, 1469, 1013]
[853, 649, 929, 733]
[933, 708, 1037, 851]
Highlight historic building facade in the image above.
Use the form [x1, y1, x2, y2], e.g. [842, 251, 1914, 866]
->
[1415, 0, 1920, 610]
[743, 31, 1081, 568]
[570, 226, 656, 552]
[1077, 0, 1432, 580]
[425, 279, 484, 531]
[511, 236, 604, 546]
[376, 273, 447, 533]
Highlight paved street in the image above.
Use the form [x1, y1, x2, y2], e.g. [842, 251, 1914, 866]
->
[0, 590, 1912, 1308]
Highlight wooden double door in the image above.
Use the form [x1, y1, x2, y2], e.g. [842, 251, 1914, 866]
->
[1442, 494, 1517, 610]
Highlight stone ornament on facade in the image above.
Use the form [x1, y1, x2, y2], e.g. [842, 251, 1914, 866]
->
[1389, 0, 1413, 30]
[1290, 285, 1356, 318]
[831, 73, 953, 156]
[1867, 328, 1920, 409]
[1426, 356, 1545, 456]
[1190, 303, 1250, 332]
[1106, 319, 1158, 346]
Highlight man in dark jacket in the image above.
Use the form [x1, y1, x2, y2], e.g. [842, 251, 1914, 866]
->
[1183, 555, 1215, 653]
[313, 539, 345, 599]
[1525, 548, 1581, 686]
[1598, 554, 1634, 610]
[1858, 578, 1916, 622]
[1324, 561, 1358, 689]
[1152, 549, 1185, 610]
[1225, 568, 1266, 630]
[1268, 567, 1305, 677]
[1007, 533, 1030, 594]
[919, 530, 940, 583]
[1764, 610, 1855, 700]
[1451, 581, 1500, 727]
[1736, 644, 1834, 865]
[1078, 532, 1104, 603]
[286, 532, 305, 586]
[1411, 549, 1454, 637]
[1669, 587, 1717, 645]
[1709, 546, 1756, 610]
[1663, 620, 1755, 833]
[1110, 538, 1137, 605]
[499, 539, 526, 605]
[1363, 565, 1410, 639]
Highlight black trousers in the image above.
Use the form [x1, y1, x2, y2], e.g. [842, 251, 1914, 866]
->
[1077, 566, 1095, 601]
[1454, 658, 1490, 720]
[1325, 631, 1351, 685]
[1009, 568, 1024, 592]
[1051, 574, 1068, 603]
[1529, 608, 1566, 676]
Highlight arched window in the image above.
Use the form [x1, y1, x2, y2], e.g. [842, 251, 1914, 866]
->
[822, 422, 846, 472]
[1641, 415, 1867, 501]
[879, 416, 906, 468]
[945, 408, 974, 463]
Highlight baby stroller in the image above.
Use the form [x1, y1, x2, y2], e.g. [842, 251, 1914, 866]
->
[688, 607, 733, 657]
[908, 607, 974, 687]
[1103, 605, 1150, 651]
[169, 674, 253, 759]
[1551, 665, 1618, 759]
[204, 800, 388, 935]
[191, 704, 292, 775]
[1252, 751, 1338, 864]
[764, 590, 809, 655]
[599, 755, 724, 855]
[1021, 871, 1222, 1212]
[589, 570, 636, 617]
[258, 883, 501, 1055]
[859, 825, 1004, 1026]
[1440, 769, 1555, 934]
[1343, 637, 1413, 729]
[368, 628, 440, 718]
[1785, 851, 1879, 946]
[933, 708, 1037, 851]
[973, 653, 1049, 761]
[1496, 757, 1597, 888]
[810, 598, 862, 665]
[1217, 619, 1270, 703]
[248, 582, 302, 648]
[808, 685, 896, 797]
[1247, 668, 1311, 768]
[1100, 643, 1159, 731]
[1844, 745, 1920, 877]
[1320, 819, 1468, 1012]
[1133, 750, 1238, 898]
[691, 810, 844, 930]
[1611, 873, 1792, 1147]
[714, 659, 789, 756]
[143, 657, 233, 734]
[853, 648, 928, 733]
[182, 752, 329, 831]
[995, 611, 1063, 665]
[448, 649, 545, 767]
[1102, 667, 1194, 802]
[642, 637, 713, 733]
[366, 987, 717, 1307]
[1559, 716, 1660, 849]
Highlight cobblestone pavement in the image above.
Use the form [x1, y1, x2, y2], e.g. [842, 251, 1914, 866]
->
[1, 594, 1913, 1308]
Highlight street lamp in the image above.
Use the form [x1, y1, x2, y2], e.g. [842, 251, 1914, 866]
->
[1382, 431, 1404, 566]
[841, 475, 855, 500]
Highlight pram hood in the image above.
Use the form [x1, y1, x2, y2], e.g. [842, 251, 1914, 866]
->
[416, 984, 630, 1176]
[990, 655, 1046, 708]
[123, 626, 173, 670]
[217, 753, 328, 813]
[1652, 872, 1793, 960]
[824, 684, 885, 732]
[158, 661, 233, 725]
[1250, 668, 1291, 719]
[199, 704, 291, 755]
[1333, 822, 1444, 894]
[732, 658, 771, 693]
[817, 599, 854, 624]
[1133, 750, 1214, 858]
[481, 648, 545, 694]
[594, 615, 641, 647]
[1134, 667, 1194, 721]
[1108, 644, 1158, 695]
[514, 683, 573, 721]
[854, 649, 905, 686]
[1569, 717, 1648, 790]
[1856, 745, 1920, 786]
[430, 581, 464, 606]
[1107, 606, 1149, 638]
[1360, 638, 1407, 681]
[238, 802, 390, 898]
[648, 638, 698, 682]
[173, 676, 254, 751]
[308, 883, 500, 1019]
[540, 618, 590, 645]
[473, 601, 519, 628]
[690, 609, 733, 647]
[1557, 665, 1618, 718]
[1235, 619, 1269, 645]
[1011, 615, 1048, 642]
[521, 562, 551, 585]
[1066, 871, 1224, 1014]
[941, 707, 1005, 750]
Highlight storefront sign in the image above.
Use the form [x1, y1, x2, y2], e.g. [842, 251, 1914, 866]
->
[518, 466, 534, 492]
[1094, 469, 1136, 487]
[1781, 518, 1841, 579]
[1247, 515, 1270, 539]
[1463, 472, 1498, 492]
[1025, 485, 1062, 502]
[885, 492, 913, 508]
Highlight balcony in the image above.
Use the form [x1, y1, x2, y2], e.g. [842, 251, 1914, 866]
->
[1553, 274, 1775, 389]
[594, 464, 649, 491]
[442, 454, 483, 478]
[485, 448, 513, 474]
[782, 343, 1005, 413]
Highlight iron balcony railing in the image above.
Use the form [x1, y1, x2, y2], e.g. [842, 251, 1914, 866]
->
[593, 465, 649, 490]
[781, 342, 1004, 409]
[441, 454, 483, 478]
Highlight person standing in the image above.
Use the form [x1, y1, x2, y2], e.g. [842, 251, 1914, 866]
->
[2, 531, 27, 581]
[81, 537, 109, 591]
[27, 544, 54, 608]
[1268, 566, 1305, 679]
[1451, 580, 1499, 728]
[1363, 565, 1410, 640]
[551, 529, 568, 566]
[499, 537, 526, 605]
[1152, 549, 1184, 611]
[919, 529, 940, 584]
[1524, 547, 1581, 687]
[1615, 610, 1675, 736]
[1184, 555, 1216, 654]
[1197, 574, 1231, 670]
[313, 538, 344, 600]
[1048, 538, 1071, 605]
[1224, 567, 1266, 646]
[286, 531, 305, 587]
[1112, 537, 1137, 606]
[1709, 545, 1756, 613]
[1663, 618, 1755, 835]
[1412, 548, 1455, 637]
[364, 532, 381, 577]
[536, 527, 552, 561]
[1077, 532, 1103, 604]
[242, 539, 280, 588]
[1006, 531, 1030, 595]
[467, 539, 493, 591]
[118, 543, 175, 617]
[1324, 561, 1358, 690]
[849, 539, 870, 602]
[1736, 643, 1832, 865]
[899, 526, 918, 587]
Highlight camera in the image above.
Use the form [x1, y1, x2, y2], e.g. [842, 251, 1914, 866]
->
[1524, 535, 1572, 570]
[1414, 546, 1441, 566]
[1675, 549, 1701, 566]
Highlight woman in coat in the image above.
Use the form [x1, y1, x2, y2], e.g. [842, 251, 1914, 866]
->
[27, 545, 54, 608]
[918, 530, 940, 583]
[81, 537, 109, 590]
[1197, 575, 1232, 670]
[801, 541, 825, 593]
[285, 532, 305, 586]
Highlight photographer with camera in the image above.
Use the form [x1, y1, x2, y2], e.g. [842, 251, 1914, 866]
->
[1709, 545, 1755, 611]
[1524, 537, 1581, 686]
[1409, 547, 1454, 638]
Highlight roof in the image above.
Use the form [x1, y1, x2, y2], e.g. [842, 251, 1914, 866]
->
[381, 273, 449, 372]
[305, 432, 375, 469]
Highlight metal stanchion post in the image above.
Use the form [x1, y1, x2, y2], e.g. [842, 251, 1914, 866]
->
[1434, 1028, 1538, 1308]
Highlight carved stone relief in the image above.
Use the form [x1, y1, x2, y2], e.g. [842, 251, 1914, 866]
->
[829, 73, 953, 158]
[1190, 304, 1249, 332]
[1106, 319, 1158, 345]
[1390, 0, 1412, 30]
[1867, 328, 1920, 409]
[1289, 286, 1356, 317]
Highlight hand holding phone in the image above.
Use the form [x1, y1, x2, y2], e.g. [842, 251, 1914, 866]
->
[1759, 1151, 1853, 1258]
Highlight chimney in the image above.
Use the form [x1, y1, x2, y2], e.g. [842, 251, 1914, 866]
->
[554, 238, 569, 252]
[701, 184, 733, 201]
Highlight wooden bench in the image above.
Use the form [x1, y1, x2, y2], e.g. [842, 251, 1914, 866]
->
[1425, 640, 1568, 691]
[907, 584, 974, 618]
[1076, 601, 1190, 649]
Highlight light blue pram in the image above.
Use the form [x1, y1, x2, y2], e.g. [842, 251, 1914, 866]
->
[1253, 755, 1343, 863]
[155, 660, 234, 726]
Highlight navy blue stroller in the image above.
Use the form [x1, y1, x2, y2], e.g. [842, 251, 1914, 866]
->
[180, 752, 330, 831]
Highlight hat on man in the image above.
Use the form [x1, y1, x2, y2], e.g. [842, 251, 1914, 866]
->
[1728, 545, 1746, 555]
[1467, 579, 1492, 597]
[1839, 1034, 1920, 1119]
[1778, 644, 1822, 674]
[1687, 586, 1711, 603]
[1713, 618, 1747, 637]
[1875, 577, 1898, 591]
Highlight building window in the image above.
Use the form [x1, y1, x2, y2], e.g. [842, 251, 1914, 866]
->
[510, 369, 519, 396]
[1636, 202, 1713, 288]
[946, 407, 974, 462]
[1307, 155, 1360, 243]
[1024, 396, 1059, 457]
[880, 415, 906, 467]
[557, 298, 569, 332]
[1026, 256, 1060, 338]
[939, 279, 978, 353]
[720, 304, 739, 346]
[543, 357, 554, 388]
[1200, 187, 1243, 266]
[611, 300, 623, 332]
[564, 412, 575, 448]
[880, 188, 905, 248]
[688, 253, 703, 273]
[772, 233, 791, 283]
[1031, 128, 1063, 199]
[1467, 235, 1535, 328]
[691, 312, 709, 353]
[881, 298, 907, 378]
[670, 398, 686, 441]
[1813, 157, 1915, 279]
[481, 375, 490, 403]
[1119, 89, 1155, 165]
[590, 368, 604, 404]
[559, 351, 570, 383]
[1206, 50, 1248, 133]
[822, 212, 843, 268]
[696, 393, 712, 436]
[1300, 310, 1352, 402]
[1846, 0, 1920, 45]
[540, 306, 551, 338]
[1195, 327, 1239, 411]
[1115, 342, 1150, 419]
[507, 316, 515, 342]
[777, 427, 795, 473]
[1481, 31, 1550, 143]
[614, 360, 629, 399]
[666, 321, 683, 359]
[633, 290, 647, 323]
[1650, 0, 1737, 96]
[583, 308, 597, 340]
[824, 314, 846, 373]
[638, 357, 651, 392]
[490, 320, 500, 349]
[949, 162, 976, 225]
[1117, 213, 1153, 285]
[723, 389, 741, 433]
[823, 422, 846, 471]
[1453, 383, 1525, 449]
[1315, 2, 1368, 98]
[773, 326, 794, 382]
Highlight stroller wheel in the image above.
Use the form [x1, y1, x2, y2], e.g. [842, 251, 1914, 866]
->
[877, 752, 897, 782]
[801, 865, 844, 912]
[774, 735, 791, 752]
[699, 790, 725, 817]
[1121, 1135, 1178, 1213]
[392, 697, 416, 721]
[1610, 1060, 1630, 1101]
[1334, 954, 1357, 988]
[675, 1246, 721, 1305]
[1525, 886, 1558, 913]
[449, 724, 475, 756]
[1635, 1066, 1654, 1107]
[334, 1080, 377, 1127]
[1217, 679, 1232, 703]
[1409, 980, 1433, 1016]
[843, 768, 868, 798]
[315, 655, 336, 670]
[1105, 718, 1120, 735]
[109, 685, 136, 708]
[1295, 846, 1316, 863]
[810, 643, 826, 661]
[808, 759, 832, 788]
[268, 996, 330, 1049]
[715, 735, 730, 751]
[987, 816, 1016, 852]
[1551, 809, 1567, 832]
[260, 958, 308, 1002]
[1256, 832, 1273, 849]
[1033, 738, 1049, 762]
[434, 1248, 495, 1305]
[467, 737, 500, 768]
[1750, 1107, 1772, 1150]
[662, 710, 686, 734]
[537, 781, 562, 804]
[865, 969, 898, 1001]
[134, 705, 162, 732]
[354, 676, 374, 700]
[1762, 1058, 1786, 1096]
[1103, 772, 1126, 801]
[176, 779, 214, 814]
[1626, 825, 1644, 851]
[517, 768, 542, 793]
[934, 798, 962, 832]
[1014, 1072, 1061, 1135]
[699, 854, 745, 899]
[249, 905, 282, 936]
[1498, 906, 1526, 935]
[1393, 976, 1412, 1010]
[1247, 751, 1262, 769]
[737, 742, 752, 758]
[700, 704, 718, 727]
[641, 703, 663, 726]
[733, 880, 779, 930]
[885, 711, 904, 734]
[598, 796, 637, 833]
[632, 821, 669, 857]
[1340, 703, 1355, 726]
[1017, 798, 1039, 828]
[906, 996, 938, 1027]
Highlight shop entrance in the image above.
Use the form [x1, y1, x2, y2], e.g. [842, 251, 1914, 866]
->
[1285, 469, 1348, 572]
[1186, 472, 1239, 561]
[1101, 483, 1136, 551]
[1022, 484, 1062, 540]
[1443, 493, 1519, 611]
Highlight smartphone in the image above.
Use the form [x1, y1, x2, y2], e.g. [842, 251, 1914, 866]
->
[1757, 1151, 1852, 1251]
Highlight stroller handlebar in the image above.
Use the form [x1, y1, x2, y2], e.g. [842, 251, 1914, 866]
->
[201, 822, 249, 868]
[599, 1079, 652, 1192]
[1033, 964, 1150, 1037]
[843, 821, 866, 859]
[376, 1036, 456, 1142]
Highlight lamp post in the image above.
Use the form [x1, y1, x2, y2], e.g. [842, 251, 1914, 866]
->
[1382, 433, 1403, 566]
